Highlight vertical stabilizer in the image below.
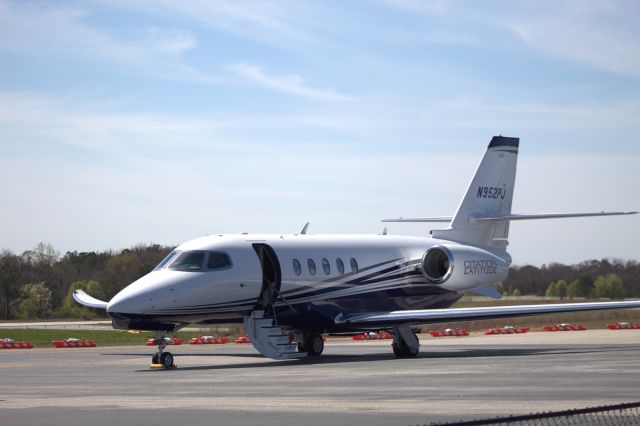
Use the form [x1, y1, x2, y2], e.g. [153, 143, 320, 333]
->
[431, 136, 519, 249]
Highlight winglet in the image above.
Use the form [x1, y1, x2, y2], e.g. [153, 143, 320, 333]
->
[73, 289, 108, 310]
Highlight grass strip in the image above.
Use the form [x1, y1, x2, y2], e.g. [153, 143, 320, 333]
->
[0, 329, 209, 348]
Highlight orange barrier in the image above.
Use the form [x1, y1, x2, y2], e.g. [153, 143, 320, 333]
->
[51, 338, 96, 348]
[234, 336, 250, 344]
[145, 337, 183, 346]
[189, 336, 229, 345]
[429, 328, 470, 337]
[1, 338, 33, 349]
[351, 331, 393, 340]
[608, 322, 640, 330]
[543, 324, 587, 331]
[485, 326, 530, 335]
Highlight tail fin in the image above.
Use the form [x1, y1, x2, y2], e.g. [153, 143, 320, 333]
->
[431, 136, 519, 249]
[382, 136, 636, 247]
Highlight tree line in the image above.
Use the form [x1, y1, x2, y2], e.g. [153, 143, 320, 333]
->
[501, 259, 640, 299]
[1, 243, 638, 320]
[0, 243, 171, 320]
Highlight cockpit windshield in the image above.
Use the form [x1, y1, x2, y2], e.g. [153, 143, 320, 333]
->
[154, 251, 178, 270]
[154, 250, 233, 272]
[168, 251, 205, 271]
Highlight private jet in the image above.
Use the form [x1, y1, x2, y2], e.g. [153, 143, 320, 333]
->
[75, 136, 639, 368]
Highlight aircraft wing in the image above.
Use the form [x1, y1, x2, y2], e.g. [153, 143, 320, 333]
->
[334, 300, 640, 328]
[73, 289, 108, 309]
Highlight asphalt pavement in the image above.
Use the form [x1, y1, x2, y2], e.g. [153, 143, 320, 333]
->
[1, 330, 639, 426]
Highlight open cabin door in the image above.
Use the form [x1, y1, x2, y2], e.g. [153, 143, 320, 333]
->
[252, 243, 282, 316]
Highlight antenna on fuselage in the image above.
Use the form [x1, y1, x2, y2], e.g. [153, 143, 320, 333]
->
[300, 222, 310, 234]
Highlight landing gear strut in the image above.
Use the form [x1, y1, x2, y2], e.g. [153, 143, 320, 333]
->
[392, 325, 419, 358]
[296, 332, 325, 356]
[151, 331, 176, 369]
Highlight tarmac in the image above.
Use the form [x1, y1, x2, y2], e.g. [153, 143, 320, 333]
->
[1, 330, 639, 426]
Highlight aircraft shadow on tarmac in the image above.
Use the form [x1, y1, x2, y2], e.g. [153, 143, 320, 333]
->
[97, 344, 640, 373]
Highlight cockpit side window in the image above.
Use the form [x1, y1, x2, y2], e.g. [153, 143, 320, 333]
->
[169, 251, 205, 271]
[207, 252, 232, 270]
[154, 251, 178, 270]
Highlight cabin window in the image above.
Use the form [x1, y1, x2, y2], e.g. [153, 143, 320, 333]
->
[169, 251, 205, 271]
[350, 257, 359, 273]
[155, 251, 178, 270]
[322, 258, 330, 275]
[336, 258, 344, 274]
[293, 259, 302, 276]
[307, 258, 316, 275]
[207, 252, 232, 270]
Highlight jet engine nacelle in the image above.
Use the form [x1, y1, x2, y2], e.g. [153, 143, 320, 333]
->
[421, 244, 509, 292]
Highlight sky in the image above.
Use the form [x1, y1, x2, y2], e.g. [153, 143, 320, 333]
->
[1, 0, 639, 266]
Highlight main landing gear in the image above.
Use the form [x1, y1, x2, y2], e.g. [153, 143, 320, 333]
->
[392, 325, 419, 358]
[150, 331, 176, 369]
[297, 332, 325, 356]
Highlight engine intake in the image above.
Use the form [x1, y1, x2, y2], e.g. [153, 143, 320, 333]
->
[421, 246, 454, 283]
[420, 244, 509, 291]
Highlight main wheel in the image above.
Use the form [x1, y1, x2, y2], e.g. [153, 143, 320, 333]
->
[304, 333, 324, 356]
[160, 352, 174, 369]
[392, 334, 419, 358]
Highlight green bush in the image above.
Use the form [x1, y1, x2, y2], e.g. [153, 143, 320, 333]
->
[55, 280, 105, 319]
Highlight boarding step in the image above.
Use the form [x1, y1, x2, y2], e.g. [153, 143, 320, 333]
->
[244, 310, 306, 360]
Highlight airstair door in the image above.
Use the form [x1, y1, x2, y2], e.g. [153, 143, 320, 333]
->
[252, 243, 282, 315]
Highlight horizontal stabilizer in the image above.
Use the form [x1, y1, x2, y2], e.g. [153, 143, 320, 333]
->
[73, 290, 108, 310]
[335, 300, 640, 328]
[381, 217, 453, 223]
[471, 211, 637, 223]
[382, 212, 637, 224]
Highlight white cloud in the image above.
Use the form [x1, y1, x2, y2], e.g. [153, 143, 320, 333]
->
[381, 0, 640, 79]
[0, 1, 211, 82]
[429, 97, 640, 132]
[498, 0, 640, 79]
[104, 0, 327, 51]
[229, 63, 355, 102]
[0, 92, 223, 152]
[380, 0, 452, 16]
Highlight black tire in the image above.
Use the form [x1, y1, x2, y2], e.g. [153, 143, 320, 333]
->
[151, 353, 159, 364]
[392, 334, 419, 358]
[160, 352, 174, 369]
[304, 333, 324, 356]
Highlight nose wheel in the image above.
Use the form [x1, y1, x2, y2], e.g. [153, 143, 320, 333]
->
[150, 332, 177, 369]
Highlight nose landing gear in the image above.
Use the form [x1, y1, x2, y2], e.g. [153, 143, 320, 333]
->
[150, 331, 177, 369]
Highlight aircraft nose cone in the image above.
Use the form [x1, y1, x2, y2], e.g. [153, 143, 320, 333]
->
[107, 293, 131, 315]
[106, 287, 156, 330]
[106, 282, 153, 319]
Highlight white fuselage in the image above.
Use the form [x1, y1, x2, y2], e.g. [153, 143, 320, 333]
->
[106, 233, 508, 332]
